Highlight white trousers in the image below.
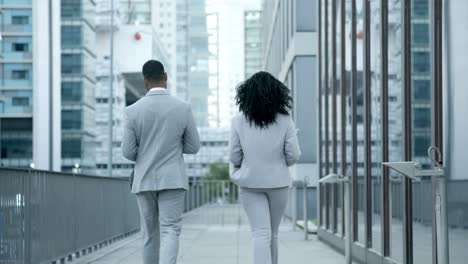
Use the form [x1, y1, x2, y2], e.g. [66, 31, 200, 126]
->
[240, 187, 289, 264]
[136, 189, 186, 264]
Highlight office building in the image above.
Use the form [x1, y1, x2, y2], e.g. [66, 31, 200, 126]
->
[60, 0, 97, 174]
[244, 10, 262, 79]
[175, 0, 210, 127]
[0, 0, 61, 171]
[261, 0, 318, 184]
[94, 0, 172, 177]
[184, 127, 229, 178]
[206, 11, 220, 127]
[206, 0, 259, 128]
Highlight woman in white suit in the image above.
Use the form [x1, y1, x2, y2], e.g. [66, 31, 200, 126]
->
[229, 71, 301, 264]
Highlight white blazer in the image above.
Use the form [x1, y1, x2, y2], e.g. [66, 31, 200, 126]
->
[229, 113, 301, 188]
[122, 89, 200, 193]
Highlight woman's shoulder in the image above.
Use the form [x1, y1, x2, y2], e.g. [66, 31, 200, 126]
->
[231, 113, 246, 125]
[276, 113, 293, 123]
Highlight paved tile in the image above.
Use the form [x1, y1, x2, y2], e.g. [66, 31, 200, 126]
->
[75, 205, 346, 264]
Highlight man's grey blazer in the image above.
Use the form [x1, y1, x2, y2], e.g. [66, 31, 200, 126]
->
[229, 113, 301, 188]
[122, 89, 200, 194]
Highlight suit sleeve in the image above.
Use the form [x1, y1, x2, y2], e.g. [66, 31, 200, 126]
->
[122, 110, 138, 161]
[285, 117, 301, 166]
[229, 118, 243, 168]
[182, 107, 201, 154]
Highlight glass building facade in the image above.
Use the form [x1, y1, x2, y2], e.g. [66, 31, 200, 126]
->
[61, 0, 97, 173]
[120, 0, 151, 25]
[0, 3, 33, 167]
[176, 0, 209, 127]
[244, 10, 262, 79]
[318, 0, 468, 263]
[206, 12, 220, 127]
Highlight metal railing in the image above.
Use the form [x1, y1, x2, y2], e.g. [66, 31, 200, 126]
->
[284, 180, 318, 229]
[183, 180, 242, 226]
[0, 168, 140, 264]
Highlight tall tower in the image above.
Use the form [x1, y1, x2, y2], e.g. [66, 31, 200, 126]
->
[60, 0, 97, 174]
[176, 0, 209, 127]
[0, 0, 61, 171]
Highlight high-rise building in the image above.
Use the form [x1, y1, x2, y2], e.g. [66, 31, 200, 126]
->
[206, 12, 220, 127]
[60, 0, 97, 174]
[94, 0, 172, 177]
[205, 0, 261, 128]
[244, 10, 262, 79]
[184, 127, 229, 178]
[152, 0, 177, 94]
[176, 0, 209, 127]
[0, 0, 61, 171]
[261, 0, 318, 184]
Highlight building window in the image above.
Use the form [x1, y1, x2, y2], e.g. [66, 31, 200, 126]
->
[13, 43, 29, 52]
[413, 107, 431, 129]
[62, 110, 82, 130]
[413, 80, 431, 101]
[61, 0, 82, 18]
[412, 23, 429, 46]
[12, 97, 29, 106]
[62, 138, 82, 158]
[413, 135, 430, 158]
[61, 26, 82, 47]
[12, 16, 29, 25]
[62, 82, 82, 103]
[12, 70, 28, 80]
[96, 98, 109, 104]
[412, 51, 430, 75]
[61, 54, 82, 75]
[413, 0, 429, 18]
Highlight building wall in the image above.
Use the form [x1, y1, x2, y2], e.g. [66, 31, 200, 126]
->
[244, 10, 262, 79]
[0, 0, 61, 170]
[184, 127, 229, 178]
[262, 0, 318, 184]
[445, 0, 468, 180]
[60, 0, 97, 174]
[152, 0, 177, 94]
[175, 0, 209, 127]
[94, 0, 172, 177]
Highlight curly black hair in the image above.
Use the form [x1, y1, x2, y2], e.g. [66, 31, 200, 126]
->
[235, 71, 293, 128]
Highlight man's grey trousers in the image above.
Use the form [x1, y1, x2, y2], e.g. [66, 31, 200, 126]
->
[240, 187, 289, 264]
[136, 189, 186, 264]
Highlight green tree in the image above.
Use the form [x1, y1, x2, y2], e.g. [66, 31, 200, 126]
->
[204, 161, 229, 180]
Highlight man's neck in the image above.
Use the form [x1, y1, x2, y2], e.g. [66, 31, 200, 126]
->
[147, 86, 166, 92]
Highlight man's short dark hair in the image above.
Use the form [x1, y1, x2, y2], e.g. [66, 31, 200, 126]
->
[142, 60, 165, 82]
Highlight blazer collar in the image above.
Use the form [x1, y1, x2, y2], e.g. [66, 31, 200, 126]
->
[146, 88, 168, 96]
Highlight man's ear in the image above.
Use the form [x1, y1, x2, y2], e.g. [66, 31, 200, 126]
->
[143, 79, 149, 90]
[164, 73, 168, 82]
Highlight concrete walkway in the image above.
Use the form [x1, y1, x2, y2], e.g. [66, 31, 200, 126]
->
[74, 204, 346, 264]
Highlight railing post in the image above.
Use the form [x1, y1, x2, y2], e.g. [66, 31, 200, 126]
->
[24, 170, 32, 264]
[221, 181, 225, 226]
[345, 177, 352, 264]
[303, 176, 309, 240]
[436, 175, 449, 264]
[292, 184, 297, 231]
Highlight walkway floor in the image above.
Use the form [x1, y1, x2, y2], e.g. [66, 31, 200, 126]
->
[74, 204, 347, 264]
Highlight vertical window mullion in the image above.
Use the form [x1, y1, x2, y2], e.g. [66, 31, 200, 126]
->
[351, 0, 358, 243]
[318, 0, 324, 227]
[402, 0, 413, 263]
[332, 0, 338, 234]
[380, 0, 390, 257]
[324, 0, 330, 231]
[363, 0, 373, 248]
[340, 0, 347, 238]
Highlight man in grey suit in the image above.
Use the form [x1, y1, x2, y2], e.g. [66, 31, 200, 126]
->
[122, 60, 200, 264]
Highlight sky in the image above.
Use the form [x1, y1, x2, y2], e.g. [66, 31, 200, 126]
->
[205, 0, 262, 127]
